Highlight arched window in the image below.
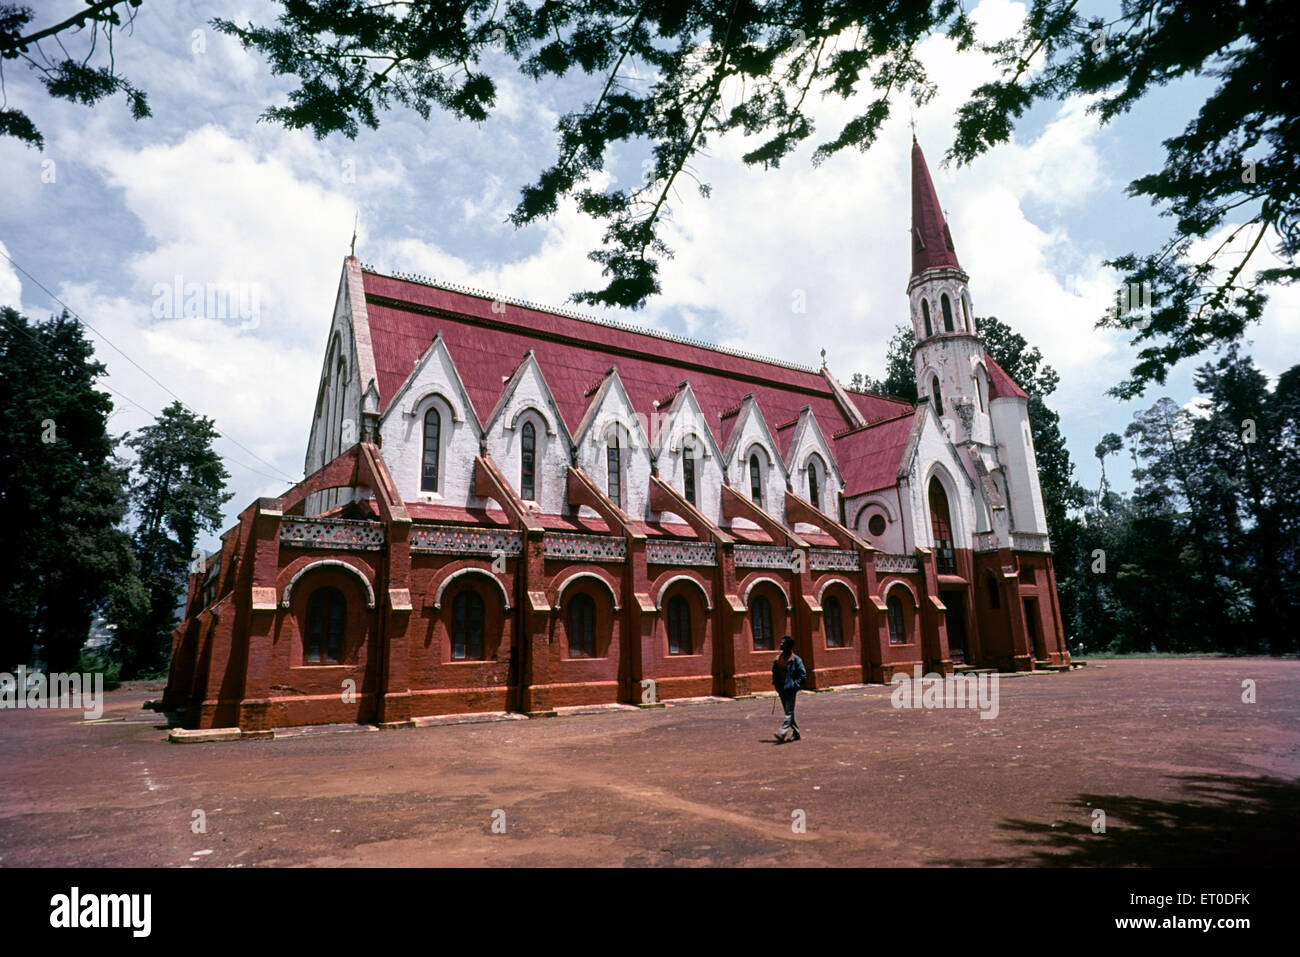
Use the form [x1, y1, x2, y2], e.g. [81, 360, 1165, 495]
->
[606, 434, 622, 508]
[306, 587, 345, 663]
[961, 295, 971, 331]
[667, 595, 692, 655]
[568, 592, 596, 657]
[422, 408, 441, 493]
[941, 293, 954, 333]
[976, 369, 987, 412]
[929, 478, 956, 575]
[751, 595, 774, 650]
[451, 590, 484, 660]
[824, 594, 845, 648]
[749, 453, 763, 505]
[520, 421, 536, 501]
[806, 456, 822, 509]
[886, 596, 906, 644]
[333, 362, 346, 455]
[931, 377, 943, 416]
[683, 443, 697, 505]
[985, 572, 1001, 609]
[921, 299, 933, 338]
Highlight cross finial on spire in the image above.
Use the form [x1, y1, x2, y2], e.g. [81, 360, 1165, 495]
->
[909, 115, 917, 142]
[820, 347, 827, 369]
[350, 210, 358, 257]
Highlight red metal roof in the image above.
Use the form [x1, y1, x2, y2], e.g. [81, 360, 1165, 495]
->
[911, 138, 962, 278]
[985, 355, 1029, 399]
[361, 270, 911, 450]
[832, 411, 916, 496]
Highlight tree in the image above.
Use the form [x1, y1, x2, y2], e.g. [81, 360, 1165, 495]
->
[117, 401, 231, 678]
[0, 1, 150, 149]
[852, 324, 916, 403]
[1067, 350, 1300, 655]
[1094, 432, 1123, 502]
[0, 307, 139, 671]
[215, 1, 1297, 397]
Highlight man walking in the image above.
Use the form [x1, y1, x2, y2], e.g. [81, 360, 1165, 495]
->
[772, 635, 806, 742]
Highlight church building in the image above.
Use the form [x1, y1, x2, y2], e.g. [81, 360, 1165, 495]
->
[163, 139, 1070, 734]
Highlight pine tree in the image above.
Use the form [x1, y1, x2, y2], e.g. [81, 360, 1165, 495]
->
[117, 402, 232, 678]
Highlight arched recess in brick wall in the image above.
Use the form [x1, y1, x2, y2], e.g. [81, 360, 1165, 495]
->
[817, 577, 859, 609]
[654, 574, 712, 612]
[881, 580, 919, 645]
[820, 581, 856, 649]
[741, 575, 791, 611]
[553, 570, 621, 612]
[281, 559, 376, 610]
[431, 567, 512, 610]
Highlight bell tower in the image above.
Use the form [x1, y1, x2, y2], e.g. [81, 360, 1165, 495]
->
[907, 137, 992, 448]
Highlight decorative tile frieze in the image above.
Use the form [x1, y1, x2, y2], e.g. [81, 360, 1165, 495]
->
[647, 539, 717, 567]
[409, 525, 523, 556]
[280, 516, 386, 551]
[544, 532, 627, 563]
[874, 553, 919, 573]
[810, 547, 860, 572]
[734, 543, 795, 569]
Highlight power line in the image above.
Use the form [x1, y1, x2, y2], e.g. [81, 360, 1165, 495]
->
[0, 248, 301, 485]
[0, 308, 294, 485]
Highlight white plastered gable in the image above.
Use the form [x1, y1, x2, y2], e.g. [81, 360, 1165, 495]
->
[896, 403, 989, 553]
[481, 350, 574, 515]
[783, 408, 844, 521]
[378, 333, 484, 508]
[721, 395, 789, 528]
[305, 262, 370, 515]
[651, 383, 726, 525]
[571, 369, 653, 520]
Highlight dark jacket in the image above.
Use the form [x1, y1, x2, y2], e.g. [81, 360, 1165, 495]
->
[772, 653, 806, 694]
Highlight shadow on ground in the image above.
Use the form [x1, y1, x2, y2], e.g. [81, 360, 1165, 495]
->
[930, 774, 1300, 866]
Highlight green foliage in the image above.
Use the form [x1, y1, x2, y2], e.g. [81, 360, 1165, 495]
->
[0, 306, 140, 672]
[115, 401, 232, 679]
[1065, 348, 1300, 654]
[210, 1, 1295, 397]
[0, 1, 150, 150]
[76, 648, 121, 690]
[853, 324, 916, 403]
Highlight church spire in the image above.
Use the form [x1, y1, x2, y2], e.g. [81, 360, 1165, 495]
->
[910, 139, 961, 278]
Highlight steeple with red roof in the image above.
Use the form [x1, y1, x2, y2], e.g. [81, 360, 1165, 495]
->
[910, 136, 962, 279]
[907, 137, 987, 448]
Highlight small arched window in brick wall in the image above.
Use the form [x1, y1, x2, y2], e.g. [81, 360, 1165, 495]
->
[751, 594, 774, 650]
[568, 592, 596, 658]
[824, 594, 845, 648]
[667, 594, 692, 655]
[451, 589, 485, 660]
[887, 595, 906, 644]
[306, 587, 345, 663]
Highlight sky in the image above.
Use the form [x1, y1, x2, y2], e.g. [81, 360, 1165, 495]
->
[2, 0, 1296, 551]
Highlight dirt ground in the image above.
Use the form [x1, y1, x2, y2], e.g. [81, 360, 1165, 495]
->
[1, 658, 1296, 867]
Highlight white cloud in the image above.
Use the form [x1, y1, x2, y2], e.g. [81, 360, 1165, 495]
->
[0, 241, 22, 309]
